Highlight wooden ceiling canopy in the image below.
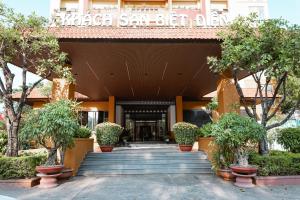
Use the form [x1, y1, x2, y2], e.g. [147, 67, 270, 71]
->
[59, 39, 221, 101]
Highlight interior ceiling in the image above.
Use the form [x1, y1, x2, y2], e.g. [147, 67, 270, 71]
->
[59, 39, 221, 101]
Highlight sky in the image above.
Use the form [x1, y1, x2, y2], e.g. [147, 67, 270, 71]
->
[1, 0, 300, 88]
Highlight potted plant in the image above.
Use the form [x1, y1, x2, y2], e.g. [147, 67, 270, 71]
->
[96, 122, 123, 152]
[21, 100, 79, 188]
[119, 128, 131, 146]
[209, 113, 265, 187]
[212, 146, 235, 181]
[207, 97, 219, 121]
[172, 122, 198, 152]
[58, 126, 92, 179]
[74, 126, 92, 139]
[198, 123, 216, 156]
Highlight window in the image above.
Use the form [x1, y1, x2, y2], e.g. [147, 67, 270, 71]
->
[78, 111, 108, 130]
[248, 6, 265, 19]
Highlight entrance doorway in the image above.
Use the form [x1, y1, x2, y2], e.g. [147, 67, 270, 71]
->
[122, 105, 168, 142]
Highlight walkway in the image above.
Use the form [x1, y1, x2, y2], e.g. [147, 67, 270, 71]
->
[0, 145, 299, 200]
[0, 174, 299, 200]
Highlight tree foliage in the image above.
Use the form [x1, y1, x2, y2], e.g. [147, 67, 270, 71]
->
[209, 113, 265, 166]
[0, 3, 73, 156]
[208, 14, 300, 154]
[20, 100, 79, 166]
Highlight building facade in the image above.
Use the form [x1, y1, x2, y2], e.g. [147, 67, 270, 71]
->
[19, 0, 269, 143]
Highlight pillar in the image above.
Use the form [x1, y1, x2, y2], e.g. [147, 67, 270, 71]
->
[108, 96, 115, 123]
[217, 71, 240, 115]
[176, 96, 183, 122]
[51, 78, 75, 101]
[79, 0, 89, 14]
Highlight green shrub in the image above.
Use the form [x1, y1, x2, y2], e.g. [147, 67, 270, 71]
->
[21, 100, 79, 165]
[199, 123, 213, 137]
[0, 130, 7, 155]
[210, 113, 265, 166]
[249, 151, 300, 176]
[207, 97, 218, 111]
[96, 122, 123, 146]
[74, 126, 92, 138]
[173, 122, 198, 145]
[0, 154, 47, 179]
[277, 128, 300, 153]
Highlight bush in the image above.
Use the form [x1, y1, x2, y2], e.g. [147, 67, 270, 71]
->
[74, 126, 92, 138]
[277, 128, 300, 153]
[96, 122, 123, 146]
[0, 154, 47, 179]
[21, 100, 79, 165]
[249, 151, 300, 176]
[199, 123, 213, 137]
[210, 113, 265, 166]
[173, 122, 198, 145]
[0, 130, 7, 155]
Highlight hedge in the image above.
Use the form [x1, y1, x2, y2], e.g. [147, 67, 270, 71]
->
[277, 128, 300, 153]
[0, 154, 46, 179]
[249, 151, 300, 176]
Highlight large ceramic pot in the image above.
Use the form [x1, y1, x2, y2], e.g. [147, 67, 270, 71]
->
[58, 168, 73, 179]
[230, 165, 258, 175]
[230, 165, 258, 188]
[36, 165, 64, 175]
[100, 146, 114, 152]
[179, 145, 193, 152]
[217, 168, 234, 181]
[198, 137, 216, 160]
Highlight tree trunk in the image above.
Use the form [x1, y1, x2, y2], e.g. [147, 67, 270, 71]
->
[46, 148, 57, 166]
[259, 136, 269, 155]
[5, 120, 20, 157]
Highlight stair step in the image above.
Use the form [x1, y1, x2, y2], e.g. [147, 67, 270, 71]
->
[80, 164, 211, 170]
[81, 160, 210, 165]
[78, 168, 213, 176]
[78, 149, 213, 175]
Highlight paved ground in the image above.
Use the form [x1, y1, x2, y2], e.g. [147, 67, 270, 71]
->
[0, 175, 299, 200]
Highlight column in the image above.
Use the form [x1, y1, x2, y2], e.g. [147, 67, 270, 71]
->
[217, 71, 240, 115]
[108, 96, 115, 123]
[201, 0, 206, 16]
[176, 96, 183, 122]
[168, 0, 172, 11]
[79, 0, 89, 14]
[50, 0, 61, 14]
[51, 78, 75, 101]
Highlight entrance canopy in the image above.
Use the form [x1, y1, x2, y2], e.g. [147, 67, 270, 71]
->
[54, 27, 223, 101]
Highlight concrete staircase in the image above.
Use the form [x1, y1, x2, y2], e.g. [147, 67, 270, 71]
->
[78, 145, 213, 176]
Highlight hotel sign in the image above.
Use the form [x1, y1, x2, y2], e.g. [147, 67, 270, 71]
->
[51, 11, 229, 28]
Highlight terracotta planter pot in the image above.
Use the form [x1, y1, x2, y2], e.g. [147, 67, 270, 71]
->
[179, 145, 193, 152]
[217, 169, 234, 181]
[230, 165, 257, 188]
[100, 146, 114, 152]
[37, 173, 61, 189]
[58, 168, 73, 179]
[36, 165, 63, 175]
[230, 165, 258, 175]
[198, 137, 216, 160]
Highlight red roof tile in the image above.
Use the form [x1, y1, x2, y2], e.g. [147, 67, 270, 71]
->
[12, 88, 89, 101]
[204, 88, 274, 98]
[49, 27, 223, 39]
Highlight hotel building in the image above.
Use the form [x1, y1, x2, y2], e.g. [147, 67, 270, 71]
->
[16, 0, 269, 142]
